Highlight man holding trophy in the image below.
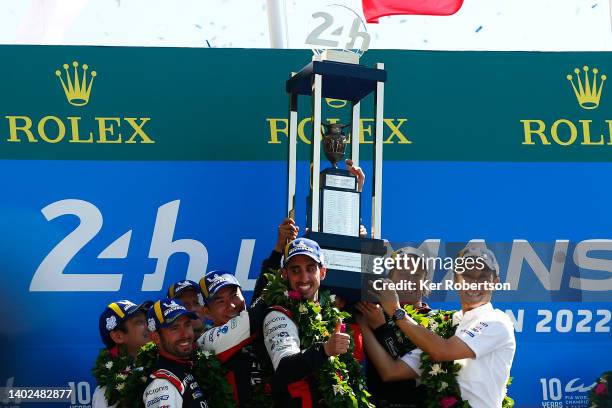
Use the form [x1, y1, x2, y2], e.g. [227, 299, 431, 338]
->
[262, 43, 387, 407]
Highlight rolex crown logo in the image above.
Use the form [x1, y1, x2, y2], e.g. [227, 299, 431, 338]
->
[566, 65, 606, 110]
[55, 61, 97, 106]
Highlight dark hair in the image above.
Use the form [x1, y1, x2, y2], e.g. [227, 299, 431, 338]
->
[102, 318, 130, 349]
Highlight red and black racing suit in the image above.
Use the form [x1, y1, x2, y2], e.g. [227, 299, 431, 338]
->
[142, 353, 209, 408]
[197, 297, 270, 407]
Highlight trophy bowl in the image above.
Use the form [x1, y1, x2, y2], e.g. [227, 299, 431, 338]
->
[322, 123, 350, 168]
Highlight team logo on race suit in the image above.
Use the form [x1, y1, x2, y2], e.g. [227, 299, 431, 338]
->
[146, 395, 169, 406]
[106, 315, 117, 330]
[216, 325, 229, 337]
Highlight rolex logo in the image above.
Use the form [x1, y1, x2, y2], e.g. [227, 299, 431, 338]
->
[55, 61, 97, 106]
[325, 98, 348, 108]
[567, 65, 606, 110]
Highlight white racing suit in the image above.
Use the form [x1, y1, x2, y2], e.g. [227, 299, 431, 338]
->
[197, 298, 269, 407]
[262, 306, 329, 408]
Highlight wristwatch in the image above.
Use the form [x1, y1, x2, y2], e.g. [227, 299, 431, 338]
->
[392, 308, 407, 322]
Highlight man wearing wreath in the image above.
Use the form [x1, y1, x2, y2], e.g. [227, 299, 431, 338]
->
[197, 270, 271, 407]
[261, 238, 372, 407]
[92, 299, 152, 408]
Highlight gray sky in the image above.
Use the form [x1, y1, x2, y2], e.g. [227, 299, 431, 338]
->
[1, 0, 611, 50]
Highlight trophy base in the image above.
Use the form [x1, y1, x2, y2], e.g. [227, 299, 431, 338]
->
[305, 231, 386, 303]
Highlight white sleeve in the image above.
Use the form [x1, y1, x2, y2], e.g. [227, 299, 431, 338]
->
[143, 378, 183, 408]
[400, 348, 423, 376]
[92, 386, 116, 408]
[263, 310, 300, 370]
[197, 309, 251, 353]
[456, 318, 513, 358]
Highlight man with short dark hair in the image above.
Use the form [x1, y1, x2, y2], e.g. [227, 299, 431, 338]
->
[143, 298, 209, 408]
[92, 299, 151, 408]
[263, 238, 352, 407]
[197, 271, 269, 407]
[199, 272, 246, 327]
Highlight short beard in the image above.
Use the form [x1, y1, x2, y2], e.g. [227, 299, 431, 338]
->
[159, 332, 192, 359]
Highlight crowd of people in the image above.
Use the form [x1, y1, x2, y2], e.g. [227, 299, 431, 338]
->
[92, 216, 516, 408]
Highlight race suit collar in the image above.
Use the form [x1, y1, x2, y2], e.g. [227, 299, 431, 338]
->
[158, 349, 193, 367]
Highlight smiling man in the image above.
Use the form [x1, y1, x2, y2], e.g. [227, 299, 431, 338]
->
[92, 299, 152, 408]
[197, 270, 269, 407]
[360, 244, 516, 408]
[263, 238, 352, 407]
[144, 298, 209, 408]
[167, 279, 206, 339]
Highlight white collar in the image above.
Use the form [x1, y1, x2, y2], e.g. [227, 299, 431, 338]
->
[453, 302, 494, 326]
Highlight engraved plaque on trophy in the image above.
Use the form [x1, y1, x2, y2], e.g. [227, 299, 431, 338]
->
[320, 123, 360, 237]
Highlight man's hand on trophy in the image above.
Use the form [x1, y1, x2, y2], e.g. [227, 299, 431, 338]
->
[274, 218, 299, 252]
[354, 301, 386, 329]
[367, 278, 401, 317]
[323, 320, 351, 357]
[345, 159, 365, 192]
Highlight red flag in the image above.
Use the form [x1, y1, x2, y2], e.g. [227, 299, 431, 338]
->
[362, 0, 464, 23]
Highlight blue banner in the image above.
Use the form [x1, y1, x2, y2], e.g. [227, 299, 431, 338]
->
[1, 159, 610, 407]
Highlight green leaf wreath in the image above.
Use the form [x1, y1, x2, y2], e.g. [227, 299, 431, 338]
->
[263, 269, 375, 407]
[401, 305, 514, 408]
[92, 345, 135, 406]
[93, 342, 235, 407]
[589, 371, 611, 408]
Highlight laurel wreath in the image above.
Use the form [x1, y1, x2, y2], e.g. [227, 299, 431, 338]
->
[92, 345, 135, 406]
[93, 342, 235, 407]
[400, 305, 514, 408]
[262, 269, 375, 407]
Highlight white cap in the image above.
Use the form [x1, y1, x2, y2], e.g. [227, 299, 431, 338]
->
[458, 243, 500, 275]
